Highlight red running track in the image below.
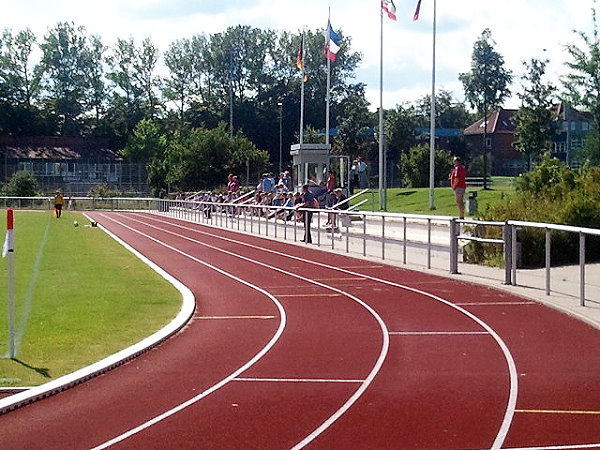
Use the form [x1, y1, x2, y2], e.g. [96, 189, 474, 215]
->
[1, 211, 599, 450]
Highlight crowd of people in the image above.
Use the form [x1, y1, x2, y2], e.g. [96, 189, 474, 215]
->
[167, 153, 467, 244]
[172, 169, 351, 243]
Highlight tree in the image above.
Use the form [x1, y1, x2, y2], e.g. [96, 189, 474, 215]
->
[333, 83, 376, 162]
[121, 119, 168, 163]
[459, 28, 512, 187]
[513, 58, 556, 166]
[0, 28, 46, 134]
[415, 90, 472, 129]
[1, 170, 40, 196]
[562, 1, 600, 163]
[105, 38, 156, 139]
[38, 22, 104, 135]
[167, 123, 269, 191]
[400, 146, 452, 188]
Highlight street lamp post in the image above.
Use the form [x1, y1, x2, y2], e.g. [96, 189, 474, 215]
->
[278, 102, 283, 176]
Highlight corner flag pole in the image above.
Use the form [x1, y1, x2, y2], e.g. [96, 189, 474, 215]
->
[5, 209, 15, 359]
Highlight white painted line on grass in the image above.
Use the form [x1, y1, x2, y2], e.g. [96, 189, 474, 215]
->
[0, 214, 196, 416]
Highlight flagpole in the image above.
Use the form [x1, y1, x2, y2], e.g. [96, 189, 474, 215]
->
[378, 6, 386, 211]
[326, 10, 331, 147]
[300, 31, 305, 146]
[428, 0, 437, 210]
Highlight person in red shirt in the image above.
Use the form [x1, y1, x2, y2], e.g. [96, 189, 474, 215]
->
[450, 156, 467, 219]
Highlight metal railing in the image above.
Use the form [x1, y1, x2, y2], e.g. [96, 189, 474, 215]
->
[2, 196, 598, 308]
[0, 196, 156, 211]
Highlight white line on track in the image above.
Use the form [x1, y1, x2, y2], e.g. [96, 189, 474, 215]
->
[196, 315, 276, 320]
[92, 213, 390, 450]
[276, 293, 343, 297]
[90, 219, 287, 450]
[112, 213, 519, 449]
[455, 302, 537, 306]
[389, 331, 490, 335]
[504, 444, 600, 450]
[233, 377, 365, 383]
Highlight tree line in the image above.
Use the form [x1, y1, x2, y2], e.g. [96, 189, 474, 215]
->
[1, 7, 599, 194]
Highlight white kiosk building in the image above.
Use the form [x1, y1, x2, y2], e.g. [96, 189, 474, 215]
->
[290, 143, 331, 190]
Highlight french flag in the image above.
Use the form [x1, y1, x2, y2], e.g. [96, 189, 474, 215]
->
[324, 20, 341, 62]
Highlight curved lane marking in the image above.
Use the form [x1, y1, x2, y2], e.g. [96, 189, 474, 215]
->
[0, 214, 195, 415]
[139, 212, 519, 449]
[90, 216, 287, 450]
[99, 212, 390, 450]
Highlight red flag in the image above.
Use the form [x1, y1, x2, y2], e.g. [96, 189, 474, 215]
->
[381, 0, 397, 21]
[413, 0, 422, 21]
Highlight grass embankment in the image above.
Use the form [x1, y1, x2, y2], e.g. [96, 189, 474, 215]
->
[357, 177, 516, 216]
[0, 210, 181, 387]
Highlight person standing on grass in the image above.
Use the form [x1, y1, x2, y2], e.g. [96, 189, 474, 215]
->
[450, 156, 467, 219]
[54, 191, 64, 218]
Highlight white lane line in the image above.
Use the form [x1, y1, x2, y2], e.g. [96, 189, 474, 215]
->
[234, 378, 365, 383]
[196, 315, 276, 320]
[90, 216, 287, 450]
[503, 444, 600, 450]
[110, 213, 390, 450]
[389, 331, 489, 335]
[456, 302, 537, 306]
[516, 409, 600, 415]
[136, 213, 520, 449]
[276, 293, 342, 297]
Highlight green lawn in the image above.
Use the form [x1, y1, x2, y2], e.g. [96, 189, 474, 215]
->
[356, 177, 516, 216]
[0, 210, 181, 386]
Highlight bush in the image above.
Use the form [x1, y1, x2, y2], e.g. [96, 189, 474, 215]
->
[1, 170, 40, 197]
[400, 146, 452, 188]
[471, 154, 600, 267]
[88, 184, 121, 198]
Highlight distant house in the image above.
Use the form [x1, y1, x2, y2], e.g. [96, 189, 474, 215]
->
[0, 136, 148, 195]
[463, 104, 594, 175]
[463, 108, 521, 176]
[550, 103, 594, 167]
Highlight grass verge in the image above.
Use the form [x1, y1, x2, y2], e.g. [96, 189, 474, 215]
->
[0, 210, 181, 387]
[355, 178, 516, 216]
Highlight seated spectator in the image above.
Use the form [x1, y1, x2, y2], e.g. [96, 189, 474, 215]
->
[328, 188, 349, 231]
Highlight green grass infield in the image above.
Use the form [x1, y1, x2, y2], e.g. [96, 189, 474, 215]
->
[0, 210, 181, 387]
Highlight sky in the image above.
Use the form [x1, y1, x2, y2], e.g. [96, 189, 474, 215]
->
[2, 0, 596, 112]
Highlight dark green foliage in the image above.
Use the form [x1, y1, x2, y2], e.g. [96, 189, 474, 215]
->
[400, 146, 452, 188]
[470, 155, 600, 266]
[1, 170, 40, 196]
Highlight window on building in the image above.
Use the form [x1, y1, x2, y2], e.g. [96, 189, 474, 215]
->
[19, 162, 33, 173]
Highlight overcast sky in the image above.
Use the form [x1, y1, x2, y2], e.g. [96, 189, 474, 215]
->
[2, 0, 595, 112]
